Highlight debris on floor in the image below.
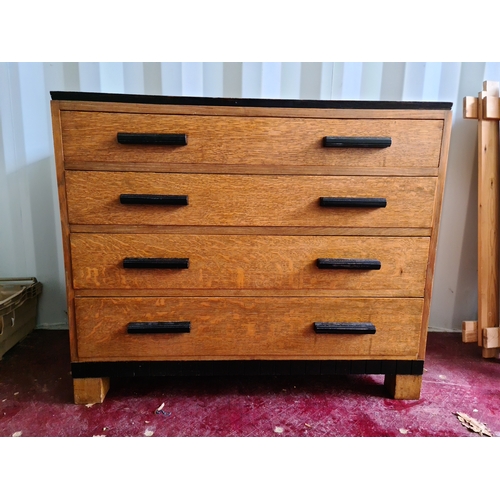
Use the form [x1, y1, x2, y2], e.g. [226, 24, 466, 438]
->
[454, 412, 492, 437]
[154, 402, 171, 416]
[144, 429, 154, 437]
[274, 426, 284, 434]
[12, 431, 22, 437]
[399, 428, 409, 435]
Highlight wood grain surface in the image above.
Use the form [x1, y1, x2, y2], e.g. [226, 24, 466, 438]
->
[60, 111, 443, 168]
[57, 99, 451, 120]
[65, 172, 437, 228]
[70, 233, 429, 296]
[74, 296, 424, 360]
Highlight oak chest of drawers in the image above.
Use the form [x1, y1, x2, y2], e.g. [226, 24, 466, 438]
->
[50, 91, 452, 404]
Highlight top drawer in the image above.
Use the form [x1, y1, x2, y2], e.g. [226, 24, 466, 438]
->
[60, 111, 444, 169]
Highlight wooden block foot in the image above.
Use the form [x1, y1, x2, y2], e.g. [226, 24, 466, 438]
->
[384, 374, 422, 400]
[73, 377, 110, 405]
[462, 321, 478, 343]
[482, 327, 500, 349]
[481, 347, 500, 359]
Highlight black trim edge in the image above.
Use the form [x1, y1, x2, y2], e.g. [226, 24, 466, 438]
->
[50, 91, 452, 111]
[71, 360, 424, 378]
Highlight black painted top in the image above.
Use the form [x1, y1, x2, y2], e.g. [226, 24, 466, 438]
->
[50, 91, 452, 110]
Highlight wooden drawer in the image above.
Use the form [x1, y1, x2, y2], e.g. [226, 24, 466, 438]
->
[66, 171, 437, 228]
[60, 111, 443, 169]
[71, 234, 430, 297]
[74, 297, 424, 360]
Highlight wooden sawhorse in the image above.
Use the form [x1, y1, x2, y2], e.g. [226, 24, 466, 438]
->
[462, 81, 500, 358]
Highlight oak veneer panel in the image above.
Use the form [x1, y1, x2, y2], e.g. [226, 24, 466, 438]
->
[70, 226, 432, 237]
[51, 101, 79, 361]
[70, 234, 430, 297]
[74, 297, 424, 360]
[418, 108, 453, 358]
[60, 111, 443, 168]
[65, 172, 437, 229]
[64, 161, 440, 178]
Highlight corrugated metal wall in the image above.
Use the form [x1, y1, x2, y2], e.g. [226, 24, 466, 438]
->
[1, 62, 499, 330]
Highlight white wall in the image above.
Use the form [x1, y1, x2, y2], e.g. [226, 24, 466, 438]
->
[1, 62, 499, 331]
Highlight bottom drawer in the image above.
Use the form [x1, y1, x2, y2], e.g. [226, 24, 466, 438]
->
[74, 297, 424, 361]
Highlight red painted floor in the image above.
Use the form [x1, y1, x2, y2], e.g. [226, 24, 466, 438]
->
[0, 330, 499, 437]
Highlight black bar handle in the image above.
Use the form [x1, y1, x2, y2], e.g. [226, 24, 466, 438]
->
[127, 321, 191, 334]
[123, 258, 189, 269]
[316, 258, 381, 270]
[319, 197, 386, 208]
[323, 136, 391, 148]
[120, 194, 188, 205]
[117, 133, 188, 146]
[314, 322, 376, 334]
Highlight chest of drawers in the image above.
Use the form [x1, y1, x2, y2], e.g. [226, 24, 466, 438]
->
[50, 92, 452, 404]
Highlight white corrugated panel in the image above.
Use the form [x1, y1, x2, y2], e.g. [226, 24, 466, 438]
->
[1, 62, 499, 330]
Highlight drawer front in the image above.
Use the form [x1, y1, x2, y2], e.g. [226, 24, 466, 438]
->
[60, 111, 443, 168]
[71, 234, 430, 297]
[66, 172, 437, 228]
[74, 297, 424, 360]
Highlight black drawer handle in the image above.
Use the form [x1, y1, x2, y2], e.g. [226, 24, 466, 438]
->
[316, 258, 381, 270]
[323, 136, 391, 148]
[117, 133, 188, 146]
[319, 197, 386, 208]
[314, 322, 376, 334]
[120, 194, 188, 205]
[123, 258, 189, 269]
[127, 321, 191, 334]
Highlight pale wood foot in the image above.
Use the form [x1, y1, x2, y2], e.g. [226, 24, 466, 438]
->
[384, 374, 422, 400]
[481, 347, 500, 358]
[482, 328, 500, 357]
[461, 321, 478, 343]
[73, 377, 110, 405]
